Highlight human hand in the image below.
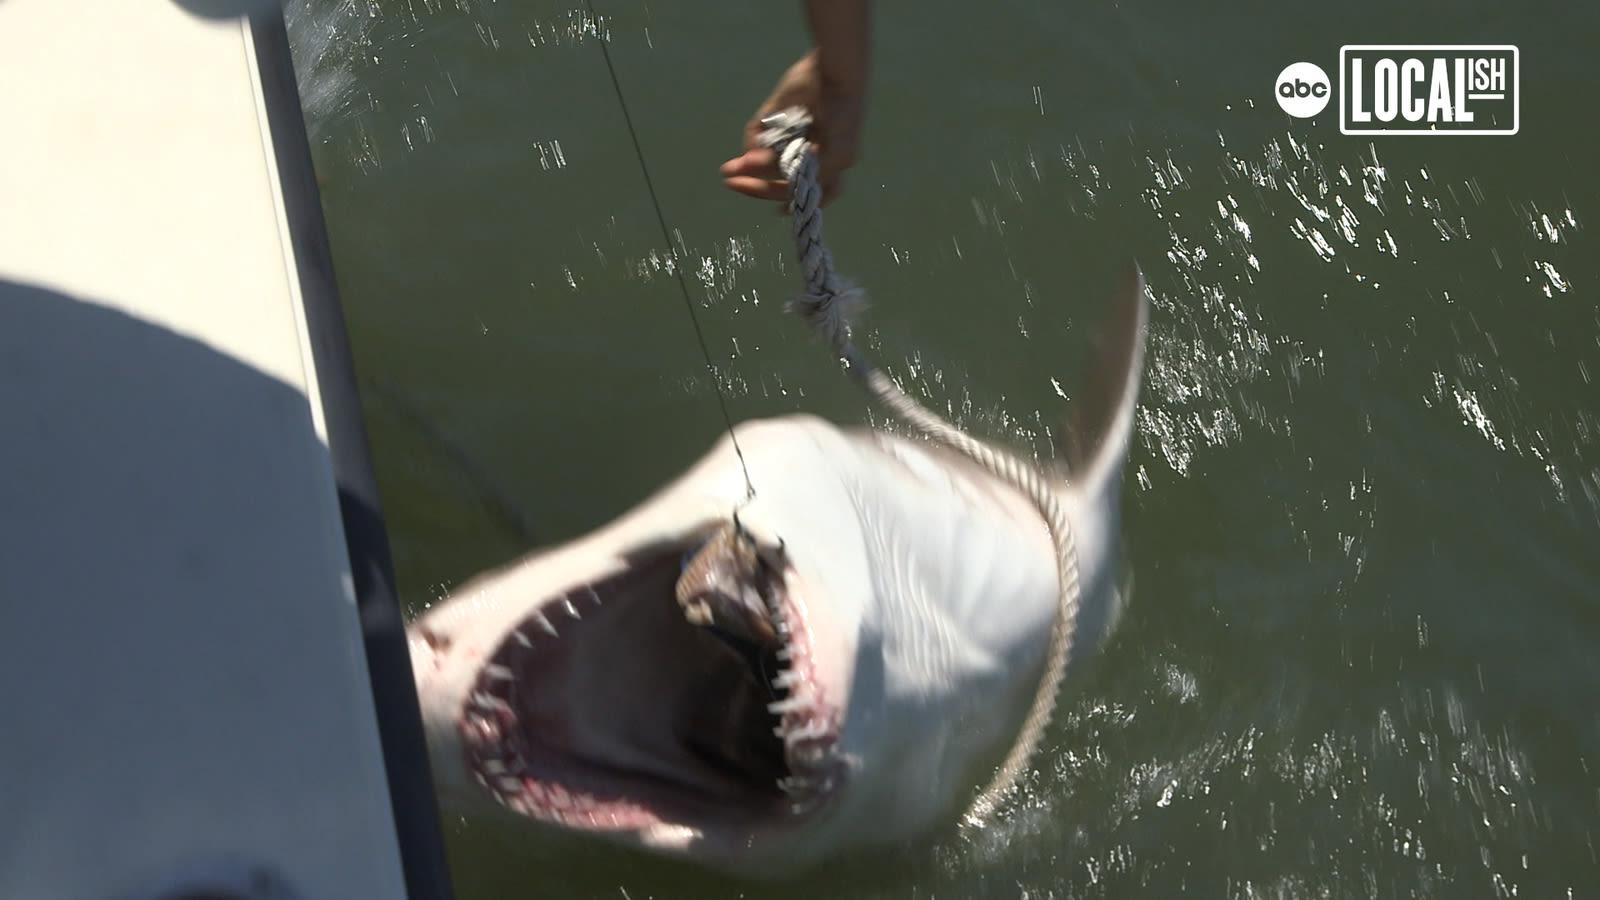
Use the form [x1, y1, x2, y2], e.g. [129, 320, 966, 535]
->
[719, 49, 865, 209]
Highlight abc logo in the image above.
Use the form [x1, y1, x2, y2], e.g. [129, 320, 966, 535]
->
[1275, 62, 1331, 118]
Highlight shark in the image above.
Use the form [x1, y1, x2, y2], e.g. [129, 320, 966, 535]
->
[407, 267, 1148, 875]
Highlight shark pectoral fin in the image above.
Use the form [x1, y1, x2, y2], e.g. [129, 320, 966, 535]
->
[1055, 262, 1150, 483]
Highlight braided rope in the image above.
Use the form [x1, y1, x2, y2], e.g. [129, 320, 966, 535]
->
[757, 108, 1081, 827]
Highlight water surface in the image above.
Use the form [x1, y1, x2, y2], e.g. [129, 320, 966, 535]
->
[291, 0, 1599, 895]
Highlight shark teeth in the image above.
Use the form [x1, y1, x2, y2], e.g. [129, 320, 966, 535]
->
[504, 590, 596, 653]
[775, 774, 816, 796]
[466, 713, 500, 742]
[759, 572, 848, 816]
[529, 609, 559, 637]
[457, 552, 845, 830]
[787, 718, 834, 743]
[766, 696, 807, 716]
[776, 772, 832, 817]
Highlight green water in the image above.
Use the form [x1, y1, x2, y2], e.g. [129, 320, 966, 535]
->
[290, 0, 1599, 896]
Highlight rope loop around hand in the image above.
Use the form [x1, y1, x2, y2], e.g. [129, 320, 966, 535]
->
[757, 106, 1083, 828]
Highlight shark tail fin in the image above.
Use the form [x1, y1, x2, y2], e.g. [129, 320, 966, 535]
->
[1055, 263, 1149, 493]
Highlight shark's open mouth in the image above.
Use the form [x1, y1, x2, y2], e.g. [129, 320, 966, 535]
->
[450, 526, 845, 836]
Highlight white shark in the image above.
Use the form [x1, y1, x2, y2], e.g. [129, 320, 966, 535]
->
[408, 268, 1148, 875]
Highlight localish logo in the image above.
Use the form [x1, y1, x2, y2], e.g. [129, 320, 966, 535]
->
[1275, 62, 1331, 118]
[1340, 45, 1518, 135]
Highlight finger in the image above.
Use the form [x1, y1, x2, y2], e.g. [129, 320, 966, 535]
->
[742, 114, 767, 152]
[719, 148, 780, 180]
[722, 175, 791, 203]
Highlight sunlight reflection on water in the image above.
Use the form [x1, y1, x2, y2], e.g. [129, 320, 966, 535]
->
[290, 0, 1598, 895]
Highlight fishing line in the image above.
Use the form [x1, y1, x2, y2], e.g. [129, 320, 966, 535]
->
[581, 0, 757, 501]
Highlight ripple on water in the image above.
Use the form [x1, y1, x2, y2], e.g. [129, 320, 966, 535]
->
[290, 2, 1599, 893]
